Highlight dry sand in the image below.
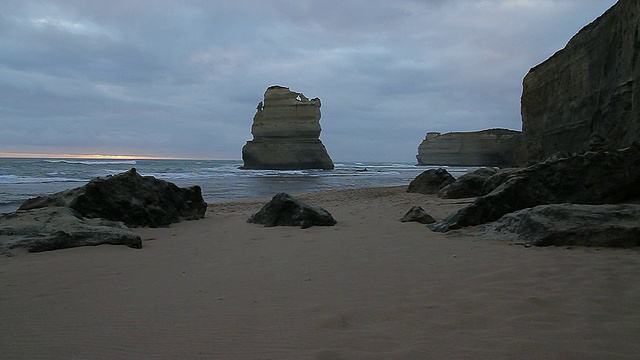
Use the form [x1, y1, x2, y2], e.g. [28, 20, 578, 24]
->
[1, 186, 639, 359]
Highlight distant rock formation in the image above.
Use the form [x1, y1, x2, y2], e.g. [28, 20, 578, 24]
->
[241, 85, 334, 170]
[416, 129, 521, 167]
[520, 0, 639, 165]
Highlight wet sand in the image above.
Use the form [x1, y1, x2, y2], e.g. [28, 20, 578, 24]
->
[1, 186, 639, 359]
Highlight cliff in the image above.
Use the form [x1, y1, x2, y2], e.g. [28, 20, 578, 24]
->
[520, 0, 639, 164]
[241, 86, 334, 170]
[416, 129, 521, 167]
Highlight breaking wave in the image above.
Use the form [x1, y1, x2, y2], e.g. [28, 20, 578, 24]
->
[44, 159, 138, 165]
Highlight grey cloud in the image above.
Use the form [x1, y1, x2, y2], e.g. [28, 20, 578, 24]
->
[0, 0, 619, 160]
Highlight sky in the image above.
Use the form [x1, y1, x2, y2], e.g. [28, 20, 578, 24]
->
[0, 0, 618, 161]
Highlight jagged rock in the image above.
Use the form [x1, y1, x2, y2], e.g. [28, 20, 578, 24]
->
[0, 207, 142, 254]
[20, 168, 207, 228]
[430, 143, 640, 232]
[483, 204, 640, 247]
[416, 129, 521, 167]
[438, 167, 498, 199]
[247, 193, 337, 229]
[407, 168, 455, 195]
[241, 85, 334, 170]
[399, 206, 436, 224]
[520, 0, 640, 165]
[2, 169, 207, 254]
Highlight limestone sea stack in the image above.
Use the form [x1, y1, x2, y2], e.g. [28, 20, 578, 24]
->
[241, 86, 334, 170]
[520, 0, 639, 165]
[416, 129, 521, 167]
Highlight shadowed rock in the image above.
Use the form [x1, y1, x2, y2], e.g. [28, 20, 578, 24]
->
[438, 167, 498, 199]
[20, 168, 207, 228]
[0, 207, 141, 254]
[407, 168, 455, 195]
[483, 204, 640, 248]
[247, 193, 337, 229]
[430, 143, 640, 232]
[3, 168, 207, 255]
[399, 206, 436, 224]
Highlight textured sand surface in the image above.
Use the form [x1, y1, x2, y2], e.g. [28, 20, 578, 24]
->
[1, 186, 639, 359]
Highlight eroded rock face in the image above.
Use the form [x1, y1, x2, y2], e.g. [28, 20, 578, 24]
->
[241, 86, 334, 170]
[247, 193, 337, 228]
[430, 143, 640, 232]
[416, 129, 521, 167]
[483, 204, 640, 248]
[520, 0, 640, 165]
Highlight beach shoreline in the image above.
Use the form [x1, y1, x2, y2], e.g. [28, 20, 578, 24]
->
[1, 186, 639, 359]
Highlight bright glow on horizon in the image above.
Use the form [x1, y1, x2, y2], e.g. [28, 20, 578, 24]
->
[0, 152, 180, 160]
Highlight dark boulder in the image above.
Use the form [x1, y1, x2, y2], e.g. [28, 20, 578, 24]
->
[399, 206, 436, 224]
[0, 207, 142, 254]
[484, 203, 640, 248]
[3, 168, 207, 254]
[247, 193, 337, 229]
[438, 167, 498, 199]
[20, 168, 207, 228]
[407, 168, 455, 194]
[430, 143, 640, 232]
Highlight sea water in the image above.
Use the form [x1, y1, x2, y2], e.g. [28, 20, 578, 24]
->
[0, 158, 474, 214]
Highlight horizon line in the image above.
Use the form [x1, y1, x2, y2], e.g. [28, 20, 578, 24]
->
[0, 152, 238, 161]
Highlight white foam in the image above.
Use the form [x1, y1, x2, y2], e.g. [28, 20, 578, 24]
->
[44, 159, 137, 165]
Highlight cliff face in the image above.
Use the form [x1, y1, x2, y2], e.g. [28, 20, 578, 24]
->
[520, 0, 639, 164]
[241, 86, 334, 170]
[416, 129, 521, 167]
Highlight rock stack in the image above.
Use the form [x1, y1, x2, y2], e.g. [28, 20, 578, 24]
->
[241, 85, 334, 170]
[416, 129, 521, 167]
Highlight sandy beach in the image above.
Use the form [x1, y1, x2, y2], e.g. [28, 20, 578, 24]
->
[1, 186, 639, 359]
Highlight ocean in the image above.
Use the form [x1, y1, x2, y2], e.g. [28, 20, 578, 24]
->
[0, 158, 474, 214]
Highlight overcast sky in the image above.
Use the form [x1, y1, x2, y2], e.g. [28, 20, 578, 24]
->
[0, 0, 618, 161]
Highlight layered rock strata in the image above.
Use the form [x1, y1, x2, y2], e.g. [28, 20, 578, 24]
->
[416, 129, 521, 167]
[241, 86, 334, 170]
[520, 0, 640, 164]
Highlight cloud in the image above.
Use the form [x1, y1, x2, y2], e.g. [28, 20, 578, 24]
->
[0, 0, 619, 160]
